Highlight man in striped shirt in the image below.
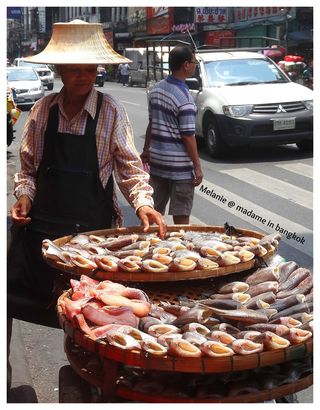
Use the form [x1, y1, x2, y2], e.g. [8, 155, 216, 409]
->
[142, 44, 203, 224]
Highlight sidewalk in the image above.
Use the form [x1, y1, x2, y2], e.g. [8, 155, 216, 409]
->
[7, 319, 38, 403]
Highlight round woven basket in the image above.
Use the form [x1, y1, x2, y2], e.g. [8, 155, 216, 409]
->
[46, 225, 274, 282]
[64, 335, 313, 403]
[58, 291, 313, 374]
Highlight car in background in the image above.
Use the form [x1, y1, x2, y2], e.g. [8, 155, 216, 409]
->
[186, 50, 313, 157]
[13, 58, 54, 90]
[7, 67, 45, 109]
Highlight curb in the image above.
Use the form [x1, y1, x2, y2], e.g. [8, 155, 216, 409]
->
[7, 319, 38, 403]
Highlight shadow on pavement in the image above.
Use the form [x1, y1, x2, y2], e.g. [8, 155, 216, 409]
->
[196, 138, 313, 165]
[7, 385, 38, 403]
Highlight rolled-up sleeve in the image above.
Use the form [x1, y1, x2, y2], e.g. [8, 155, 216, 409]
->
[14, 114, 38, 201]
[111, 106, 154, 211]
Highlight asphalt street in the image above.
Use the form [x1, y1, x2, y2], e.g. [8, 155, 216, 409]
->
[6, 79, 313, 403]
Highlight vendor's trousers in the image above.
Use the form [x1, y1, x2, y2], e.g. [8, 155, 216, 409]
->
[7, 225, 62, 328]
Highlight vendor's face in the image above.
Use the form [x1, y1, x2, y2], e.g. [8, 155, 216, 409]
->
[57, 64, 97, 98]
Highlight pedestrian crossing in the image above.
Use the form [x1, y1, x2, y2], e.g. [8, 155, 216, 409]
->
[192, 163, 313, 257]
[220, 168, 312, 210]
[275, 162, 313, 179]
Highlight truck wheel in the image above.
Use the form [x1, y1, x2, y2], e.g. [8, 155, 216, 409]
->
[205, 120, 227, 158]
[47, 84, 54, 91]
[296, 140, 313, 152]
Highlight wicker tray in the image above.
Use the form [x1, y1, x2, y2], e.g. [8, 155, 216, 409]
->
[46, 225, 274, 282]
[64, 336, 313, 403]
[58, 291, 313, 374]
[116, 376, 313, 403]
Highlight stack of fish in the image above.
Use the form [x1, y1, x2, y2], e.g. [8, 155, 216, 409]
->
[59, 259, 313, 358]
[43, 229, 280, 273]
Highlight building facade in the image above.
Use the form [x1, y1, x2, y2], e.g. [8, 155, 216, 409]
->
[7, 6, 313, 61]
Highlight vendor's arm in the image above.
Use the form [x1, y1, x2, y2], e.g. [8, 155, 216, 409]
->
[13, 108, 40, 203]
[11, 107, 42, 225]
[111, 107, 166, 237]
[11, 195, 32, 226]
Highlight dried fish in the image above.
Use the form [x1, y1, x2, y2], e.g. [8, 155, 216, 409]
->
[200, 341, 235, 357]
[204, 306, 269, 324]
[285, 328, 313, 344]
[181, 322, 211, 336]
[208, 330, 236, 345]
[140, 339, 168, 356]
[252, 331, 291, 350]
[141, 259, 169, 273]
[218, 281, 249, 294]
[246, 281, 279, 297]
[196, 257, 219, 270]
[278, 261, 299, 283]
[278, 268, 311, 292]
[182, 331, 207, 346]
[168, 339, 202, 358]
[104, 330, 141, 350]
[95, 255, 119, 272]
[245, 266, 280, 286]
[147, 324, 180, 337]
[231, 339, 264, 355]
[172, 257, 197, 271]
[171, 305, 213, 326]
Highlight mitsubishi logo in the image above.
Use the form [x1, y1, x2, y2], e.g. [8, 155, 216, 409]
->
[277, 104, 287, 113]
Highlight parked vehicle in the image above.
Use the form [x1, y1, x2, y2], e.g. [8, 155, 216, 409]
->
[7, 67, 45, 109]
[95, 65, 106, 87]
[186, 49, 313, 157]
[124, 47, 169, 87]
[13, 58, 55, 90]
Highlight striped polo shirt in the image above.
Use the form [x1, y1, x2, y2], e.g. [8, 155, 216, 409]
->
[148, 75, 196, 180]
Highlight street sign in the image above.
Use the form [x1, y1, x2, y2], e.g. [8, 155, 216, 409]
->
[7, 7, 22, 20]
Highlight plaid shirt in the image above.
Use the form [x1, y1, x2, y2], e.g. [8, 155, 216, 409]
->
[14, 87, 154, 226]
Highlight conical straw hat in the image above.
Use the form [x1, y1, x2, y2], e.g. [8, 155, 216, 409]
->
[24, 20, 131, 65]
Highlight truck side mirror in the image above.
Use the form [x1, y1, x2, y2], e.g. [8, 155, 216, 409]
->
[186, 77, 201, 90]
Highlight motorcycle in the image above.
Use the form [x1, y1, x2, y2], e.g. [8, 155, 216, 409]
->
[95, 66, 106, 87]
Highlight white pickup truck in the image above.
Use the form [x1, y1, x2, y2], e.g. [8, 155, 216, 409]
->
[186, 50, 313, 157]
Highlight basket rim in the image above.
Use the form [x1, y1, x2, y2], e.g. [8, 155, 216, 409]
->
[46, 224, 274, 282]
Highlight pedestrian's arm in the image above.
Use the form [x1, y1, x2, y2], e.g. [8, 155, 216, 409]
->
[182, 134, 203, 186]
[140, 120, 151, 162]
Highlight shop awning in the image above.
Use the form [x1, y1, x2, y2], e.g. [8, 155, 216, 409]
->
[287, 30, 313, 43]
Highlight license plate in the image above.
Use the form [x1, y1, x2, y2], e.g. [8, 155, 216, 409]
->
[273, 118, 295, 131]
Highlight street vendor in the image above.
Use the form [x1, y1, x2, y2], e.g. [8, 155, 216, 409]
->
[7, 20, 166, 327]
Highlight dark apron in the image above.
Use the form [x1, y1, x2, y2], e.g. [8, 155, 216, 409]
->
[7, 91, 115, 327]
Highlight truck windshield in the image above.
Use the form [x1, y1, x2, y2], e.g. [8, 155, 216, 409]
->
[204, 59, 288, 87]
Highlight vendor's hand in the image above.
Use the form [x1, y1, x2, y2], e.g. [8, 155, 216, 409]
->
[194, 165, 203, 187]
[136, 205, 166, 239]
[10, 195, 32, 227]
